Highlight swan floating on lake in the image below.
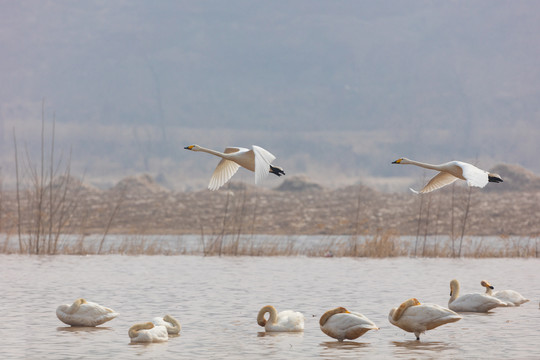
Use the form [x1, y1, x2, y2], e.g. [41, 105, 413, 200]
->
[449, 279, 506, 312]
[56, 298, 118, 327]
[392, 157, 503, 193]
[152, 314, 181, 334]
[129, 322, 168, 343]
[257, 305, 304, 332]
[184, 144, 285, 190]
[319, 307, 378, 341]
[481, 280, 529, 306]
[388, 298, 462, 340]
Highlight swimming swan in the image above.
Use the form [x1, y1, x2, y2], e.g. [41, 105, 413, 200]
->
[257, 305, 304, 332]
[392, 158, 503, 193]
[388, 298, 461, 340]
[481, 280, 529, 306]
[152, 314, 181, 334]
[184, 144, 285, 190]
[56, 298, 118, 327]
[129, 322, 168, 343]
[449, 279, 506, 312]
[319, 307, 378, 341]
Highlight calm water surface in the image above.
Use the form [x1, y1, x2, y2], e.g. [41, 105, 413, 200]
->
[1, 255, 539, 359]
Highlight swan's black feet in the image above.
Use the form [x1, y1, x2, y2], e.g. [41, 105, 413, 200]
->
[270, 165, 285, 177]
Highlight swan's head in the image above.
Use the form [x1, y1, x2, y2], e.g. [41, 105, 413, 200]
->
[481, 280, 494, 289]
[392, 157, 410, 164]
[184, 144, 201, 151]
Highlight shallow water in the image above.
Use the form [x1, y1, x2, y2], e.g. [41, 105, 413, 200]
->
[1, 255, 539, 359]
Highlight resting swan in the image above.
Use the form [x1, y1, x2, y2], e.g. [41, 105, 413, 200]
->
[152, 314, 181, 334]
[129, 322, 168, 343]
[449, 279, 506, 312]
[319, 307, 378, 341]
[388, 298, 461, 340]
[257, 305, 304, 332]
[481, 280, 529, 306]
[56, 298, 118, 327]
[392, 157, 503, 193]
[184, 144, 285, 190]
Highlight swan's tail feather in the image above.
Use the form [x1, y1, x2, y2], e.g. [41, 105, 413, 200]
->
[409, 187, 420, 194]
[270, 165, 285, 177]
[488, 173, 503, 183]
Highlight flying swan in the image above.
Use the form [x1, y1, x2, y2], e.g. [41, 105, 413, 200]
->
[129, 322, 169, 343]
[449, 279, 506, 312]
[319, 307, 378, 341]
[184, 144, 285, 190]
[56, 298, 118, 327]
[388, 298, 461, 340]
[481, 280, 529, 307]
[392, 157, 503, 193]
[257, 305, 304, 332]
[152, 314, 181, 334]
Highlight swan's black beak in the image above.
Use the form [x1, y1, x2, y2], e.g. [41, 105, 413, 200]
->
[184, 146, 192, 150]
[489, 285, 494, 289]
[392, 159, 402, 164]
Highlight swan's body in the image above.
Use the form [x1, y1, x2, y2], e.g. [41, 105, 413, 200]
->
[392, 157, 503, 193]
[481, 280, 529, 306]
[319, 307, 378, 341]
[184, 144, 285, 190]
[257, 305, 304, 332]
[56, 298, 118, 327]
[129, 322, 168, 343]
[388, 298, 461, 340]
[449, 279, 506, 312]
[152, 314, 181, 334]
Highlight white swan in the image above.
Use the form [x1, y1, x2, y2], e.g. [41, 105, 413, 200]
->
[257, 305, 304, 332]
[129, 322, 168, 343]
[388, 298, 462, 340]
[152, 314, 181, 334]
[449, 279, 506, 312]
[481, 280, 529, 306]
[319, 307, 378, 341]
[392, 157, 503, 193]
[184, 144, 285, 190]
[56, 298, 118, 327]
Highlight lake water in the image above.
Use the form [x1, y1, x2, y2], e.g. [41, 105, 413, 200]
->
[1, 255, 539, 359]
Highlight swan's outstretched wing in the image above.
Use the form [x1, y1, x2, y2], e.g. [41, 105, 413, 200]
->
[252, 145, 276, 185]
[417, 172, 458, 193]
[456, 162, 489, 188]
[208, 153, 241, 191]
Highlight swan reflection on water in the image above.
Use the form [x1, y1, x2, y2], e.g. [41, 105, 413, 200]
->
[56, 326, 113, 333]
[392, 340, 451, 352]
[319, 340, 371, 350]
[256, 331, 304, 338]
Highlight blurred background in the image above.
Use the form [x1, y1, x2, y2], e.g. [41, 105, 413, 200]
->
[1, 1, 538, 191]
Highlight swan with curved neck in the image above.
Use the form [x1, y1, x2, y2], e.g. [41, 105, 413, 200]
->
[184, 144, 285, 190]
[449, 279, 505, 312]
[152, 314, 181, 334]
[481, 280, 529, 306]
[257, 305, 304, 332]
[319, 306, 378, 341]
[388, 298, 461, 340]
[56, 298, 118, 327]
[129, 322, 168, 343]
[392, 157, 503, 193]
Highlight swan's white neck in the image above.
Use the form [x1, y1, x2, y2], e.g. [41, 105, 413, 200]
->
[198, 146, 226, 158]
[449, 281, 460, 303]
[403, 159, 444, 171]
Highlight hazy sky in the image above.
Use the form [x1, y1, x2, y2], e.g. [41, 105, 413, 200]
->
[1, 1, 539, 190]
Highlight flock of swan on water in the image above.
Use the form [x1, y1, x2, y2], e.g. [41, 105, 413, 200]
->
[56, 145, 514, 343]
[56, 279, 528, 343]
